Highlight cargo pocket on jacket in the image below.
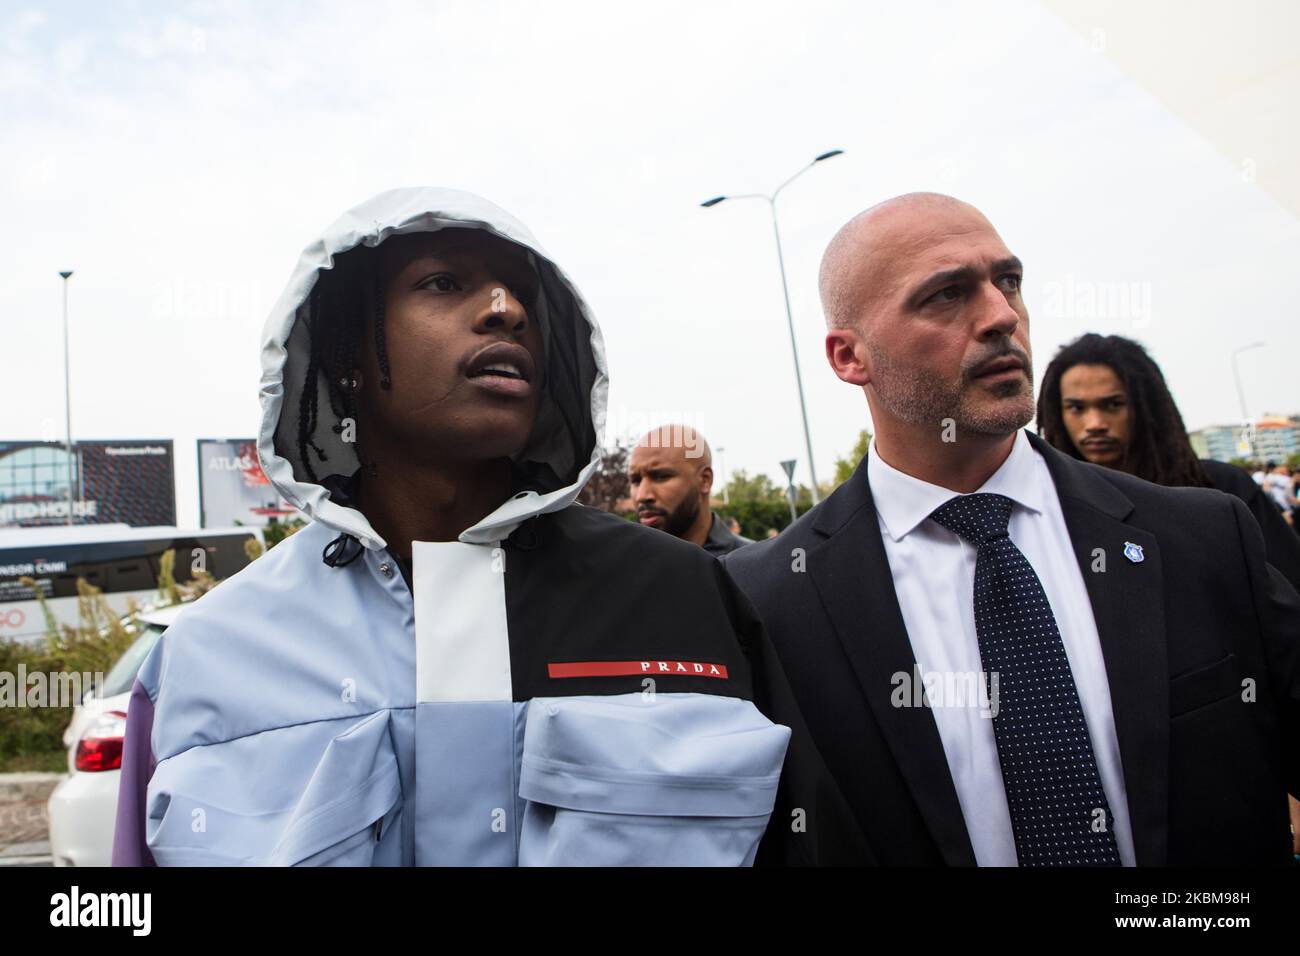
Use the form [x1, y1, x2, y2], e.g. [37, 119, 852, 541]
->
[270, 760, 402, 866]
[516, 694, 789, 867]
[147, 709, 402, 866]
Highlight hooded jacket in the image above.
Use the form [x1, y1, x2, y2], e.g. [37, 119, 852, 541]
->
[110, 188, 795, 866]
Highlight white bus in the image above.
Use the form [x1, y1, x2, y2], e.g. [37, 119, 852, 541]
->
[0, 524, 262, 645]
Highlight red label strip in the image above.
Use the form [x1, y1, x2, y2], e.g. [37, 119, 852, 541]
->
[547, 660, 729, 679]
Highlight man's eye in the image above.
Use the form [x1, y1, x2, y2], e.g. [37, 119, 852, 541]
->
[927, 285, 962, 305]
[422, 274, 459, 293]
[997, 274, 1022, 293]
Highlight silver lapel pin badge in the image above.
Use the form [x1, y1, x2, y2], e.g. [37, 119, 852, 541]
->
[1123, 541, 1144, 564]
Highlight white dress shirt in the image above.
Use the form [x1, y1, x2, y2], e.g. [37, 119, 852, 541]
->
[867, 429, 1135, 866]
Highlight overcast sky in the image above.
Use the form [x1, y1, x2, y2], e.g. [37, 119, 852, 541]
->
[2, 0, 1296, 526]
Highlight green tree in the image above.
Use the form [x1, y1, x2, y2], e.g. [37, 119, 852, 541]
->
[833, 429, 872, 486]
[722, 469, 781, 502]
[716, 469, 813, 539]
[579, 442, 633, 514]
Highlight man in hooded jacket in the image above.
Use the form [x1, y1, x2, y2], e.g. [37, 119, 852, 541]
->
[110, 187, 853, 867]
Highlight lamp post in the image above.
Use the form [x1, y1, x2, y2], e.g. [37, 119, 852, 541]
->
[700, 149, 843, 504]
[1232, 341, 1265, 458]
[59, 270, 75, 525]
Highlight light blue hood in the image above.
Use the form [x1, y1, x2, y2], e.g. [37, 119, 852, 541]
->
[257, 187, 609, 547]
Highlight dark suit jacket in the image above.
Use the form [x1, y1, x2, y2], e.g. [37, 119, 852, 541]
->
[724, 431, 1300, 865]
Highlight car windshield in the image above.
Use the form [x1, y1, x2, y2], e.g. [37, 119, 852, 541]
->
[99, 624, 167, 698]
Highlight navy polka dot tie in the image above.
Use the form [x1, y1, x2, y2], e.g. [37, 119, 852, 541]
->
[929, 493, 1121, 867]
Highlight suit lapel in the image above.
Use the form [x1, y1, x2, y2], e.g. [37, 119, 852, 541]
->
[806, 457, 977, 866]
[1030, 433, 1170, 865]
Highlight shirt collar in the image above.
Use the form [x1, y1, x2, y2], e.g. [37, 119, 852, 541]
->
[867, 429, 1046, 542]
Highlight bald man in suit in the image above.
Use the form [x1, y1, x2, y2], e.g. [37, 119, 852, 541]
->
[724, 193, 1300, 866]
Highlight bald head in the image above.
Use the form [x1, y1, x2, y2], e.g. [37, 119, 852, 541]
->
[631, 424, 711, 470]
[819, 192, 991, 332]
[820, 192, 1034, 446]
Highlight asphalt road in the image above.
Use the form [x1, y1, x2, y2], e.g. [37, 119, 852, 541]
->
[0, 798, 53, 866]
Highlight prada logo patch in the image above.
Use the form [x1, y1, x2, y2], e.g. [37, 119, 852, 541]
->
[547, 660, 729, 679]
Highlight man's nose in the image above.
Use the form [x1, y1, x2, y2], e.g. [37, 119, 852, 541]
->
[472, 280, 529, 336]
[1083, 412, 1109, 433]
[972, 281, 1021, 341]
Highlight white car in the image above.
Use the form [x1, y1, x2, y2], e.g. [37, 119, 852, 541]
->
[46, 602, 190, 867]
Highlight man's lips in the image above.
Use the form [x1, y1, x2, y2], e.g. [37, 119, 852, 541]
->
[637, 510, 665, 526]
[463, 341, 536, 398]
[972, 356, 1026, 379]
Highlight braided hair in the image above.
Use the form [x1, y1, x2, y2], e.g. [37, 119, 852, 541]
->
[296, 245, 394, 486]
[1037, 333, 1210, 488]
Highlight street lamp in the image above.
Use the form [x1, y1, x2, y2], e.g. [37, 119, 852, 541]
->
[59, 270, 75, 525]
[700, 148, 843, 504]
[1232, 341, 1265, 458]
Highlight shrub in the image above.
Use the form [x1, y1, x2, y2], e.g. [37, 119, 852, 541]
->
[0, 578, 139, 768]
[0, 545, 242, 770]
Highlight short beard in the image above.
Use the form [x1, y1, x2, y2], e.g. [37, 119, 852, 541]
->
[866, 339, 1035, 437]
[661, 491, 702, 538]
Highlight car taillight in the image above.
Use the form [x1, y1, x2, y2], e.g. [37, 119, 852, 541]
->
[75, 709, 128, 773]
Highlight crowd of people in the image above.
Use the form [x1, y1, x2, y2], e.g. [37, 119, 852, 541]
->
[112, 186, 1298, 867]
[1255, 461, 1300, 528]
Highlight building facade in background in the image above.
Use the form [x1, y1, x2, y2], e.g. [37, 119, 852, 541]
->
[1190, 415, 1300, 462]
[0, 440, 176, 528]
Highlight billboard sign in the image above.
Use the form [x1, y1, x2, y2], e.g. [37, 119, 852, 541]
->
[197, 438, 298, 528]
[0, 440, 176, 528]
